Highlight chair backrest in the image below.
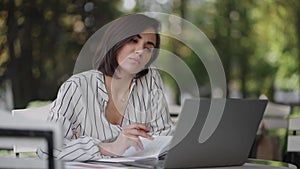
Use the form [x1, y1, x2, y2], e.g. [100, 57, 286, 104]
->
[12, 104, 51, 121]
[254, 95, 292, 161]
[11, 104, 51, 155]
[260, 102, 291, 130]
[287, 117, 300, 152]
[1, 110, 63, 169]
[168, 104, 181, 123]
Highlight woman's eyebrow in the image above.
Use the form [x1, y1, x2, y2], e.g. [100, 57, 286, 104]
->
[136, 34, 142, 39]
[136, 34, 155, 47]
[146, 41, 155, 47]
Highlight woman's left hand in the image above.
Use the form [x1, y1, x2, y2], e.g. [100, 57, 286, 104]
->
[99, 123, 153, 156]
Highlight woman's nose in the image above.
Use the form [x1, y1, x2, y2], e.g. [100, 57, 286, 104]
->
[135, 45, 143, 56]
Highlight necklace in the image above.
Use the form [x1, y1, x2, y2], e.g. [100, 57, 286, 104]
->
[105, 75, 131, 103]
[120, 97, 126, 103]
[119, 88, 130, 103]
[107, 87, 129, 103]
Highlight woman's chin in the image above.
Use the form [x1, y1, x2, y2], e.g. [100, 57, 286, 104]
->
[121, 66, 144, 75]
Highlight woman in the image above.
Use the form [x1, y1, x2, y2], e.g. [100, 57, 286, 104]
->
[37, 14, 174, 161]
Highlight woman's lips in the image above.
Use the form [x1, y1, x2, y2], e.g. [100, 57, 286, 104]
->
[129, 57, 140, 64]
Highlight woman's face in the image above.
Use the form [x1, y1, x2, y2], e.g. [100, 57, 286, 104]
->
[116, 27, 157, 76]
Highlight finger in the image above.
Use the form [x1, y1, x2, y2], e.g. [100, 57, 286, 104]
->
[125, 123, 151, 131]
[125, 134, 144, 151]
[125, 128, 153, 140]
[123, 124, 153, 140]
[134, 136, 144, 151]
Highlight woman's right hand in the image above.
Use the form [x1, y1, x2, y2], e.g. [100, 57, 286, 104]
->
[99, 123, 153, 156]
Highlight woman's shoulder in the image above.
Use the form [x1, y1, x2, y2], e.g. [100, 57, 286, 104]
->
[137, 68, 162, 87]
[145, 67, 161, 79]
[66, 69, 104, 85]
[71, 69, 103, 78]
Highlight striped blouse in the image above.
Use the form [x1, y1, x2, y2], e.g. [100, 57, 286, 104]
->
[37, 68, 174, 161]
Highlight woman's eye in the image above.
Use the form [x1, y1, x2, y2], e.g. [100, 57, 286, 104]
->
[130, 38, 138, 43]
[145, 47, 152, 53]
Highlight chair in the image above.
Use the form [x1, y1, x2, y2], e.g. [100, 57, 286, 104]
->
[286, 117, 300, 167]
[0, 110, 63, 169]
[168, 104, 181, 123]
[11, 104, 51, 157]
[253, 97, 291, 161]
[260, 101, 291, 130]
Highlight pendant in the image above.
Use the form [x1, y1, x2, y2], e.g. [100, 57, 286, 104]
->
[121, 98, 126, 102]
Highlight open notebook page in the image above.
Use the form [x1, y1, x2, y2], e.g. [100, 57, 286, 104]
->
[122, 136, 172, 158]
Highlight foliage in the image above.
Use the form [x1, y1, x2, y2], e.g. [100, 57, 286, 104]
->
[26, 100, 52, 108]
[185, 0, 299, 99]
[0, 0, 122, 108]
[0, 150, 14, 157]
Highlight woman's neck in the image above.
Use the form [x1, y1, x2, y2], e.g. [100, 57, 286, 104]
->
[113, 76, 133, 92]
[105, 75, 133, 95]
[114, 68, 134, 80]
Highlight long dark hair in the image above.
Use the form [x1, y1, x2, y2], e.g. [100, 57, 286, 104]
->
[94, 14, 161, 78]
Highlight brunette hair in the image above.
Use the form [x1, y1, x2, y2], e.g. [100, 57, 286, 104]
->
[94, 14, 161, 78]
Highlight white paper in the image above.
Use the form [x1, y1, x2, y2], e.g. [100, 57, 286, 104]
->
[122, 136, 172, 158]
[96, 136, 172, 163]
[65, 161, 127, 169]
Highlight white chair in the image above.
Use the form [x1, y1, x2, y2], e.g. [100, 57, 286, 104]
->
[0, 110, 62, 169]
[260, 102, 291, 131]
[287, 117, 300, 152]
[286, 117, 300, 167]
[168, 104, 181, 123]
[11, 104, 51, 157]
[254, 96, 292, 161]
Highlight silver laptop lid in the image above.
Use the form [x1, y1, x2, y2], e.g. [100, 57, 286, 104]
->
[164, 98, 267, 168]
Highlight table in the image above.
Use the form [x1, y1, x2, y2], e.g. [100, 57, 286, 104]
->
[247, 159, 297, 169]
[0, 157, 296, 169]
[65, 158, 297, 169]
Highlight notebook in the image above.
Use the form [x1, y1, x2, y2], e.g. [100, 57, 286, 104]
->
[122, 135, 172, 158]
[135, 98, 268, 168]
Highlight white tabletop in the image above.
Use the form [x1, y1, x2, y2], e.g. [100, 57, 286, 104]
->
[65, 160, 297, 169]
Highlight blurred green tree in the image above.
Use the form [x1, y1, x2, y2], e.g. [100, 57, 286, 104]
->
[0, 0, 121, 108]
[186, 0, 299, 100]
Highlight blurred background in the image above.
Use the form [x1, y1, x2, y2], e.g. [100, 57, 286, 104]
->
[1, 0, 299, 110]
[0, 0, 299, 109]
[0, 0, 299, 164]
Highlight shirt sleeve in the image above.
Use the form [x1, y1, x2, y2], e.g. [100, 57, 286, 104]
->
[37, 79, 107, 161]
[148, 69, 174, 136]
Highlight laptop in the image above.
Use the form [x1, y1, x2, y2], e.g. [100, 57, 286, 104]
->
[135, 98, 268, 168]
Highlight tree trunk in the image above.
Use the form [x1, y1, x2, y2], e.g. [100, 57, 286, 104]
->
[7, 1, 36, 108]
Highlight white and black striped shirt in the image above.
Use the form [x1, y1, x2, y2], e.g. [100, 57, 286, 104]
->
[37, 68, 174, 161]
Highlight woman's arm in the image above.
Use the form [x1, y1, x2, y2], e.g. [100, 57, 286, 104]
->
[148, 69, 174, 136]
[37, 79, 104, 161]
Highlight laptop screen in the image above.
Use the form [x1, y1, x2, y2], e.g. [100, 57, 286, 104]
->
[164, 98, 267, 168]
